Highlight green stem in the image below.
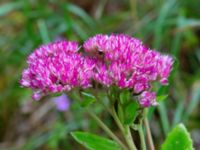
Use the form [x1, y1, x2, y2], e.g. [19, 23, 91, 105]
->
[87, 110, 128, 150]
[132, 109, 146, 150]
[111, 106, 124, 132]
[111, 106, 137, 150]
[93, 91, 112, 115]
[76, 90, 127, 149]
[144, 118, 155, 150]
[158, 102, 170, 136]
[125, 126, 137, 150]
[137, 122, 146, 150]
[129, 0, 138, 21]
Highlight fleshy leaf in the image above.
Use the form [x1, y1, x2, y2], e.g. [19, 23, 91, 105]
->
[124, 101, 139, 125]
[157, 95, 168, 102]
[71, 131, 121, 150]
[108, 86, 119, 103]
[119, 89, 130, 104]
[117, 103, 124, 123]
[50, 92, 62, 97]
[80, 92, 96, 107]
[161, 123, 194, 150]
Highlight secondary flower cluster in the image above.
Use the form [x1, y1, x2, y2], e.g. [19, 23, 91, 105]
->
[20, 34, 173, 107]
[20, 40, 94, 100]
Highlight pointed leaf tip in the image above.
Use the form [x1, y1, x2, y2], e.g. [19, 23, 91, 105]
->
[161, 123, 194, 150]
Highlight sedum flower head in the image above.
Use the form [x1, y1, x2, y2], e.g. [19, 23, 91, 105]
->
[20, 34, 173, 107]
[83, 34, 173, 107]
[20, 40, 94, 100]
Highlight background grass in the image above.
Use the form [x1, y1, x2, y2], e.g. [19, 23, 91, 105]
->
[0, 0, 200, 149]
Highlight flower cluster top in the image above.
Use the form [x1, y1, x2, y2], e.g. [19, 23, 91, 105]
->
[20, 34, 173, 107]
[20, 41, 95, 100]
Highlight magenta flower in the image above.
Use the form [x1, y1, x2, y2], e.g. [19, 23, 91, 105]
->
[53, 94, 70, 111]
[84, 34, 173, 88]
[140, 91, 157, 107]
[20, 40, 95, 100]
[83, 34, 173, 106]
[157, 55, 174, 85]
[20, 34, 173, 107]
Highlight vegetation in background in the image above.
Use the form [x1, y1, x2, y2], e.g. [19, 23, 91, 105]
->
[0, 0, 200, 149]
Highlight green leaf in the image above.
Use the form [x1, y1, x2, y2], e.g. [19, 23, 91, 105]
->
[119, 89, 130, 104]
[0, 2, 22, 17]
[48, 92, 62, 98]
[117, 103, 124, 123]
[71, 132, 121, 150]
[81, 92, 96, 107]
[184, 81, 200, 120]
[108, 86, 119, 103]
[67, 3, 95, 28]
[124, 101, 139, 125]
[48, 122, 67, 149]
[157, 95, 168, 102]
[161, 124, 194, 150]
[37, 19, 50, 44]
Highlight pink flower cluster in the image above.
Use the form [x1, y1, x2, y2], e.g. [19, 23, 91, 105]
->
[20, 34, 173, 107]
[20, 40, 94, 100]
[83, 34, 173, 107]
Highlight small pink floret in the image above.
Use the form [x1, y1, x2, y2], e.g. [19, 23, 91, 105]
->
[140, 91, 157, 107]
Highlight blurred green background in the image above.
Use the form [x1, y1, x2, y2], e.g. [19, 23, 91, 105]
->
[0, 0, 200, 149]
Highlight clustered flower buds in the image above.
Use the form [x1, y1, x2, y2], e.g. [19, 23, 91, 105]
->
[20, 34, 173, 107]
[20, 40, 95, 100]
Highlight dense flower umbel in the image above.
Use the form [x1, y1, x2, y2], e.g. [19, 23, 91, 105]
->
[20, 40, 94, 100]
[83, 34, 173, 107]
[20, 34, 173, 107]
